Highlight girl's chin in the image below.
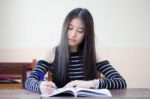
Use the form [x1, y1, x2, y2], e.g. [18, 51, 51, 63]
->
[69, 43, 78, 47]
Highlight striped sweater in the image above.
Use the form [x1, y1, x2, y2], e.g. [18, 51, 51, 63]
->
[25, 52, 127, 93]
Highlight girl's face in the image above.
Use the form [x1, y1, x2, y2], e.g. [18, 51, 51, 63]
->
[68, 18, 85, 48]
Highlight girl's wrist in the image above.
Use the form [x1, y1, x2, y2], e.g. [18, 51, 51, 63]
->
[88, 79, 99, 89]
[93, 79, 99, 89]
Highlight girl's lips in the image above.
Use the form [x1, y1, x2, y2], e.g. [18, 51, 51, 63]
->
[69, 39, 76, 42]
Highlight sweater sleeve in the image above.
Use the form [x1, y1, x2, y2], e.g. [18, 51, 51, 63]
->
[96, 60, 127, 89]
[25, 60, 51, 93]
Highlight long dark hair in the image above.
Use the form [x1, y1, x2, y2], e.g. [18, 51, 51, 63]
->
[53, 8, 96, 87]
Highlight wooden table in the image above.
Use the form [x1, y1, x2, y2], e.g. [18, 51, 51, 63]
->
[0, 65, 27, 88]
[0, 88, 150, 99]
[0, 60, 36, 89]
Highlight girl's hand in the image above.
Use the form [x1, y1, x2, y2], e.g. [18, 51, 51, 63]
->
[40, 81, 57, 95]
[64, 80, 96, 89]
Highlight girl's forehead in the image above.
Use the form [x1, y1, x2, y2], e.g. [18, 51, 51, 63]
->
[69, 18, 85, 28]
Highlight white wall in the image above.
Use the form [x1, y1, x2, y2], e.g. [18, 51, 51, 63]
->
[0, 0, 150, 48]
[0, 0, 150, 88]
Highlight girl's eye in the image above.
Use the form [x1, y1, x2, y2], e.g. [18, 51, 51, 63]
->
[77, 29, 84, 33]
[68, 26, 73, 30]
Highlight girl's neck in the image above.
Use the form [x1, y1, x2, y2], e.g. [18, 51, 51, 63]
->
[69, 46, 78, 52]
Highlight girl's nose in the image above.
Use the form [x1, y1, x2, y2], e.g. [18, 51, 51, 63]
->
[70, 29, 76, 37]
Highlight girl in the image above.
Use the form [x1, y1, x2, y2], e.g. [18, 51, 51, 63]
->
[25, 8, 127, 94]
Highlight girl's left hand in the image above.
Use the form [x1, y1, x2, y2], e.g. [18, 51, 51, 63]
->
[64, 80, 95, 88]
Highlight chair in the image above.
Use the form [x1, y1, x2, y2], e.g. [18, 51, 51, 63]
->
[0, 59, 36, 89]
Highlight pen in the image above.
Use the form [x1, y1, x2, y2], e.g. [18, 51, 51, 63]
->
[37, 71, 48, 81]
[37, 71, 57, 89]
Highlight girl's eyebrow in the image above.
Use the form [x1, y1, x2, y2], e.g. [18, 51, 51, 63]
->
[69, 24, 84, 29]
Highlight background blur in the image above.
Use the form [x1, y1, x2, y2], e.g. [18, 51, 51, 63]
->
[0, 0, 150, 88]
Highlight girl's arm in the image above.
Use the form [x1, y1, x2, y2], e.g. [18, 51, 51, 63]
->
[25, 60, 50, 93]
[96, 60, 127, 89]
[64, 60, 127, 89]
[25, 49, 55, 93]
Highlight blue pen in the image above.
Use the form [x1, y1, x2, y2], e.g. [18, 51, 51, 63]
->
[37, 71, 57, 89]
[37, 71, 48, 81]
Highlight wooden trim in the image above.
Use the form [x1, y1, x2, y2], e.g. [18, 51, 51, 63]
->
[0, 59, 36, 70]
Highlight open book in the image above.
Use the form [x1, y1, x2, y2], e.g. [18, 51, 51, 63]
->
[41, 88, 112, 97]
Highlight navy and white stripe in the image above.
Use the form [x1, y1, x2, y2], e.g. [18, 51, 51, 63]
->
[25, 60, 49, 93]
[68, 52, 84, 80]
[25, 52, 127, 93]
[96, 60, 127, 89]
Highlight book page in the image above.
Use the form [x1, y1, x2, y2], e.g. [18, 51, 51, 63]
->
[41, 87, 76, 97]
[76, 88, 112, 97]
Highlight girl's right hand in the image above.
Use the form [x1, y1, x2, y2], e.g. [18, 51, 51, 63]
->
[40, 81, 57, 95]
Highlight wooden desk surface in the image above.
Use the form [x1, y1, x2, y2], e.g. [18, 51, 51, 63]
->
[0, 88, 150, 99]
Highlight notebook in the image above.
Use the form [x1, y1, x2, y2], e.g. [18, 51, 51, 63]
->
[41, 87, 112, 97]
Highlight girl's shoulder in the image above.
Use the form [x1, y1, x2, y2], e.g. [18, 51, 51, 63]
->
[40, 47, 56, 64]
[96, 48, 107, 63]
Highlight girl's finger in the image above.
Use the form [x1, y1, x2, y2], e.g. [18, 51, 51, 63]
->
[64, 81, 76, 88]
[41, 81, 57, 88]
